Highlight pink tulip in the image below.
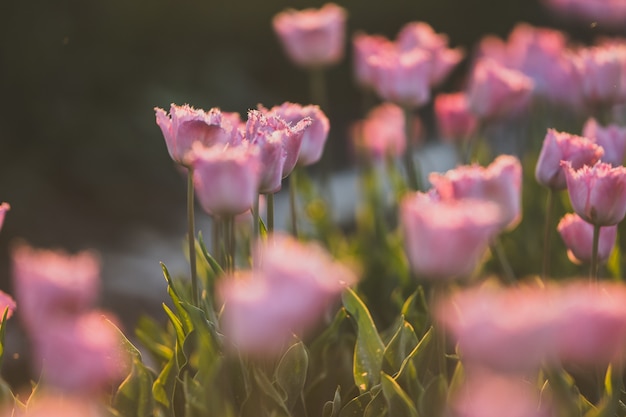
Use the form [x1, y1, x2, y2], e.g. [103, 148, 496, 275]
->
[272, 3, 347, 69]
[0, 202, 9, 233]
[154, 104, 239, 165]
[557, 213, 617, 264]
[265, 102, 329, 167]
[396, 21, 464, 86]
[429, 155, 522, 230]
[543, 0, 626, 29]
[434, 92, 478, 141]
[561, 160, 626, 226]
[12, 244, 100, 335]
[351, 102, 408, 160]
[367, 48, 432, 108]
[582, 117, 626, 167]
[188, 143, 261, 216]
[572, 44, 626, 107]
[466, 58, 534, 120]
[352, 32, 395, 88]
[400, 192, 502, 279]
[32, 311, 129, 393]
[535, 128, 604, 190]
[0, 291, 15, 322]
[218, 234, 357, 355]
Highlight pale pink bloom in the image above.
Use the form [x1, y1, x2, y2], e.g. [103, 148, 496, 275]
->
[265, 102, 329, 167]
[154, 104, 239, 165]
[218, 234, 357, 355]
[400, 192, 502, 279]
[466, 58, 534, 120]
[543, 0, 626, 29]
[352, 32, 395, 88]
[434, 92, 478, 141]
[33, 311, 129, 393]
[572, 44, 626, 107]
[272, 3, 347, 68]
[351, 102, 407, 160]
[562, 160, 626, 226]
[582, 117, 626, 167]
[429, 155, 522, 230]
[367, 48, 432, 108]
[452, 369, 550, 417]
[0, 202, 9, 232]
[396, 21, 464, 86]
[188, 143, 261, 216]
[12, 244, 100, 334]
[535, 128, 604, 190]
[557, 213, 617, 264]
[8, 394, 105, 417]
[0, 291, 16, 322]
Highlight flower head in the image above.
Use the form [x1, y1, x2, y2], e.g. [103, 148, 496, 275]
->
[562, 160, 626, 226]
[272, 3, 347, 68]
[351, 102, 410, 160]
[582, 117, 626, 167]
[0, 203, 9, 233]
[557, 213, 617, 264]
[535, 128, 604, 190]
[353, 32, 395, 88]
[434, 92, 478, 141]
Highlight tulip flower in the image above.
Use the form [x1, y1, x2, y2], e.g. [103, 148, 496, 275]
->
[582, 117, 626, 167]
[557, 213, 617, 264]
[352, 32, 395, 88]
[572, 44, 626, 108]
[434, 92, 478, 141]
[400, 192, 502, 279]
[535, 128, 604, 190]
[543, 0, 626, 30]
[0, 202, 9, 233]
[351, 102, 410, 160]
[272, 3, 347, 69]
[561, 160, 626, 226]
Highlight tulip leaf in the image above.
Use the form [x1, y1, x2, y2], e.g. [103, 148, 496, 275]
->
[382, 319, 418, 376]
[323, 386, 343, 417]
[363, 390, 387, 417]
[381, 372, 419, 417]
[338, 391, 372, 417]
[607, 240, 622, 281]
[400, 287, 430, 338]
[114, 356, 156, 417]
[275, 341, 309, 411]
[0, 308, 10, 367]
[342, 288, 384, 393]
[198, 232, 224, 277]
[418, 375, 446, 417]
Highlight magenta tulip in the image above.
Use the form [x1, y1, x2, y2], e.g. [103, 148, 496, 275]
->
[434, 92, 478, 141]
[557, 213, 617, 264]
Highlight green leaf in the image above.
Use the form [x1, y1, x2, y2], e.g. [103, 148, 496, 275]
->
[152, 353, 177, 410]
[0, 308, 10, 368]
[198, 232, 225, 277]
[338, 391, 372, 417]
[363, 390, 387, 417]
[251, 367, 291, 417]
[323, 386, 343, 417]
[381, 373, 419, 417]
[275, 341, 309, 411]
[608, 238, 622, 281]
[400, 288, 429, 338]
[382, 319, 418, 376]
[342, 288, 385, 393]
[114, 357, 155, 417]
[134, 316, 173, 366]
[161, 263, 193, 334]
[418, 375, 446, 417]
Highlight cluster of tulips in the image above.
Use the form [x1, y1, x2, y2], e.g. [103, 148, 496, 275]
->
[3, 0, 626, 416]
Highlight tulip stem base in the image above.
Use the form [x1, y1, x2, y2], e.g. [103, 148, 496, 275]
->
[290, 171, 299, 238]
[542, 189, 555, 279]
[491, 237, 515, 283]
[402, 106, 421, 191]
[187, 170, 199, 307]
[591, 224, 601, 281]
[267, 193, 275, 234]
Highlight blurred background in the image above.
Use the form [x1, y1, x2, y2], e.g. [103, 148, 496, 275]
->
[0, 0, 616, 335]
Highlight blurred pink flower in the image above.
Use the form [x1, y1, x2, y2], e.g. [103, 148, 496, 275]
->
[434, 92, 478, 141]
[33, 311, 129, 394]
[7, 394, 105, 417]
[0, 202, 9, 233]
[396, 21, 464, 86]
[367, 48, 432, 108]
[429, 155, 523, 230]
[12, 244, 100, 335]
[351, 102, 408, 160]
[543, 0, 626, 29]
[352, 32, 395, 88]
[272, 3, 347, 69]
[562, 160, 626, 226]
[572, 44, 626, 107]
[0, 291, 16, 322]
[188, 143, 261, 216]
[154, 104, 239, 165]
[218, 234, 357, 355]
[264, 102, 328, 167]
[557, 213, 617, 264]
[245, 109, 311, 193]
[535, 128, 604, 190]
[466, 58, 534, 120]
[400, 192, 502, 279]
[582, 117, 626, 167]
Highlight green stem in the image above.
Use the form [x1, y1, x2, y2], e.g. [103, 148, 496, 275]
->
[229, 215, 236, 273]
[591, 224, 601, 281]
[491, 237, 516, 283]
[267, 193, 274, 234]
[253, 193, 260, 241]
[402, 106, 421, 191]
[289, 171, 299, 238]
[542, 189, 555, 279]
[187, 169, 199, 307]
[309, 68, 328, 111]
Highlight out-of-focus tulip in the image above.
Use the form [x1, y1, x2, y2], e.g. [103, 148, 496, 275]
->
[351, 102, 408, 160]
[265, 102, 329, 167]
[154, 104, 239, 165]
[572, 44, 626, 107]
[543, 0, 626, 29]
[12, 244, 100, 334]
[466, 59, 534, 120]
[582, 117, 626, 167]
[218, 233, 357, 355]
[400, 192, 502, 279]
[352, 32, 395, 88]
[8, 394, 106, 417]
[434, 92, 478, 141]
[430, 155, 522, 230]
[535, 128, 604, 190]
[0, 203, 9, 232]
[367, 48, 432, 108]
[557, 213, 617, 264]
[188, 143, 261, 216]
[272, 3, 347, 69]
[562, 160, 626, 226]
